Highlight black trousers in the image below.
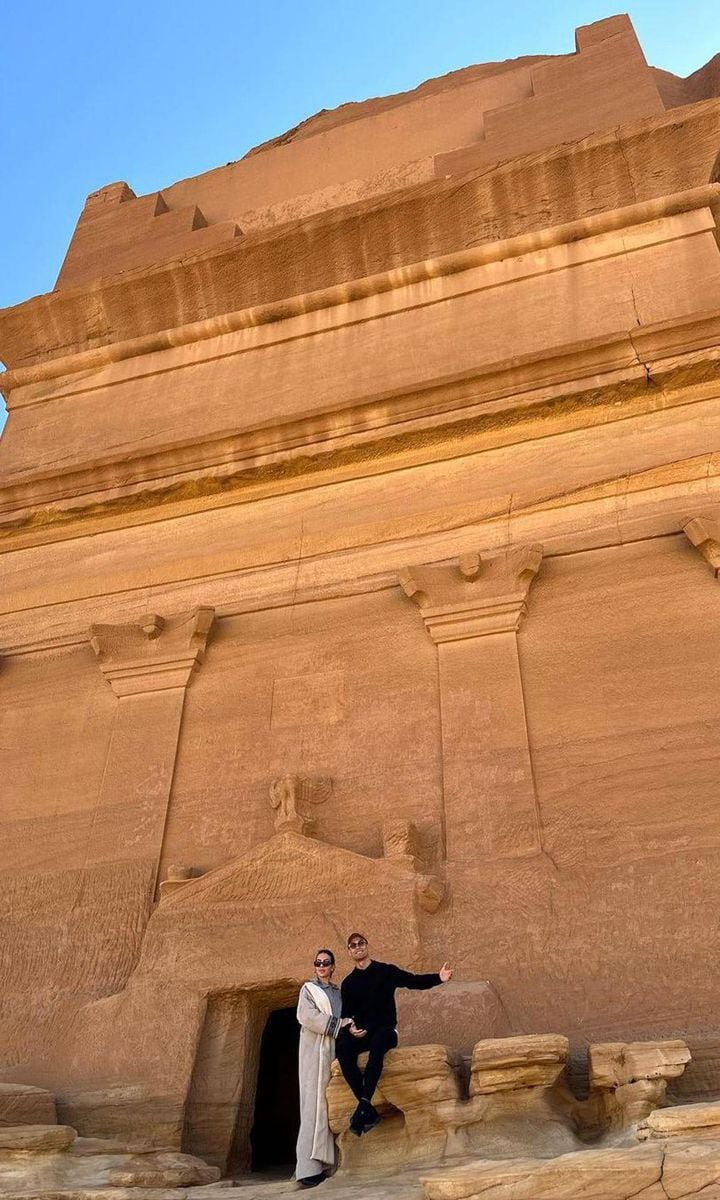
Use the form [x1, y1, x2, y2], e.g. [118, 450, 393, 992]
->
[335, 1026, 398, 1103]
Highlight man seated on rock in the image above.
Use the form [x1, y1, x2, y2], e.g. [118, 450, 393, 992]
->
[336, 932, 453, 1137]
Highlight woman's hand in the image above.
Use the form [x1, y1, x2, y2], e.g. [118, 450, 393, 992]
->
[439, 962, 453, 982]
[349, 1020, 367, 1038]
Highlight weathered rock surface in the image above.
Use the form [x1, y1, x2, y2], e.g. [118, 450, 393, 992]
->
[610, 1079, 668, 1127]
[0, 1179, 417, 1200]
[13, 1143, 720, 1200]
[70, 1135, 178, 1155]
[328, 1038, 579, 1173]
[590, 1040, 691, 1088]
[661, 1140, 720, 1197]
[423, 1139, 720, 1200]
[107, 1153, 220, 1187]
[57, 1084, 183, 1148]
[422, 1143, 665, 1200]
[588, 1039, 692, 1131]
[0, 1124, 76, 1151]
[0, 1130, 220, 1195]
[469, 1034, 568, 1094]
[638, 1100, 720, 1140]
[397, 981, 510, 1058]
[0, 1083, 57, 1128]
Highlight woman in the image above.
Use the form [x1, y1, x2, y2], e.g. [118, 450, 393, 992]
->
[295, 948, 347, 1188]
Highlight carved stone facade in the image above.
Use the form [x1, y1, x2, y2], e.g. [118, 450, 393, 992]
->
[1, 11, 720, 1184]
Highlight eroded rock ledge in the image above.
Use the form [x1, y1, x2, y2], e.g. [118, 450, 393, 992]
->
[326, 1034, 702, 1175]
[6, 1035, 720, 1198]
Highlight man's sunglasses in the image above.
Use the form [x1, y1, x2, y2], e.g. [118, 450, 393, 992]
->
[314, 959, 333, 968]
[348, 940, 367, 949]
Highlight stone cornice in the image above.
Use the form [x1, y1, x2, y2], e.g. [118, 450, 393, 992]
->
[0, 307, 719, 550]
[400, 545, 543, 641]
[1, 183, 718, 395]
[90, 607, 215, 696]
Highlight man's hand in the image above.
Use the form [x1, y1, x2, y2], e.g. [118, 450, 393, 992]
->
[439, 962, 453, 983]
[349, 1020, 367, 1037]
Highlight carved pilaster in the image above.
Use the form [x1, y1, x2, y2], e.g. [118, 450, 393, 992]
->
[683, 517, 720, 577]
[85, 607, 215, 880]
[401, 547, 544, 861]
[399, 546, 542, 641]
[90, 607, 214, 695]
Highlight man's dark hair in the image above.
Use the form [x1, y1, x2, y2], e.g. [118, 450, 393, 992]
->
[347, 931, 368, 945]
[316, 948, 335, 965]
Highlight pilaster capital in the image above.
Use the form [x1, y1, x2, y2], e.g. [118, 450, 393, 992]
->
[90, 606, 215, 696]
[399, 545, 543, 642]
[683, 516, 720, 577]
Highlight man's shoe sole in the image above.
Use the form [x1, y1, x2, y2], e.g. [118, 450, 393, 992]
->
[362, 1114, 382, 1132]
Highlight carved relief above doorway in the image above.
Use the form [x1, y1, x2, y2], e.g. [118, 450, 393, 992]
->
[61, 824, 446, 1170]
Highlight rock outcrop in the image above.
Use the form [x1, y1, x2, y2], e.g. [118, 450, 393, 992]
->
[422, 1143, 664, 1200]
[0, 1117, 220, 1196]
[1, 1039, 719, 1199]
[423, 1140, 720, 1200]
[588, 1039, 691, 1131]
[638, 1099, 720, 1140]
[327, 1035, 579, 1173]
[469, 1034, 568, 1093]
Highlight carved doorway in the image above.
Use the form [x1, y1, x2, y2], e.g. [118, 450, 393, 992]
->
[248, 1006, 301, 1171]
[183, 983, 298, 1176]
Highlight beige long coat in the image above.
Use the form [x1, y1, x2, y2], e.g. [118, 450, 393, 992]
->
[295, 981, 341, 1181]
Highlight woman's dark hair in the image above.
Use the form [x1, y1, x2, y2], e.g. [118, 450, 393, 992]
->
[315, 948, 335, 966]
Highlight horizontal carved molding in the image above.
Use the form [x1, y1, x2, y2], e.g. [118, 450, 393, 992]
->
[2, 184, 718, 395]
[413, 597, 530, 641]
[95, 654, 205, 695]
[1, 311, 720, 548]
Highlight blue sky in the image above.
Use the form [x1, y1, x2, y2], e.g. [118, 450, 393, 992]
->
[2, 0, 719, 313]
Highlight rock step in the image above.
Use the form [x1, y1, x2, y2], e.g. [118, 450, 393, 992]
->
[0, 1125, 75, 1151]
[638, 1098, 720, 1139]
[70, 1136, 179, 1156]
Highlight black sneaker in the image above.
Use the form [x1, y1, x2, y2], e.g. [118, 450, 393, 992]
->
[360, 1102, 381, 1132]
[298, 1171, 327, 1187]
[349, 1103, 366, 1137]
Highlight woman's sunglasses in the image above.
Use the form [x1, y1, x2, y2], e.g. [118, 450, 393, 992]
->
[314, 959, 333, 968]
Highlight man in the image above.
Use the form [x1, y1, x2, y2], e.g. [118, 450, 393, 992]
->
[335, 932, 453, 1136]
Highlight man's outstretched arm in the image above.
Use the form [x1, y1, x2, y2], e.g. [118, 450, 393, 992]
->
[392, 961, 453, 989]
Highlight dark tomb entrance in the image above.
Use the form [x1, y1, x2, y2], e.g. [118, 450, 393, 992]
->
[250, 1006, 301, 1171]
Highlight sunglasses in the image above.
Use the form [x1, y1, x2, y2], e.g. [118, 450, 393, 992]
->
[314, 959, 333, 968]
[348, 940, 367, 949]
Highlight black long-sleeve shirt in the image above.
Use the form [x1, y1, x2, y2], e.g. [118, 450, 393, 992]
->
[340, 960, 442, 1032]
